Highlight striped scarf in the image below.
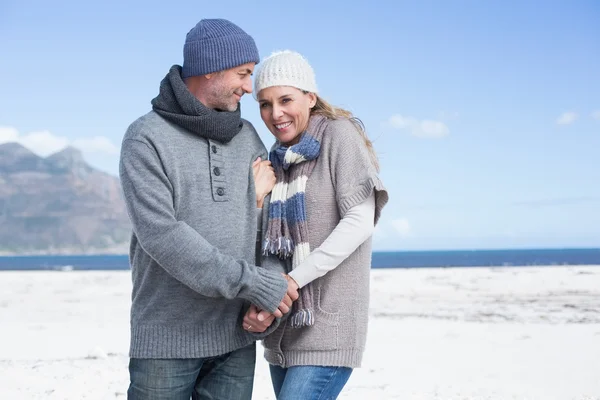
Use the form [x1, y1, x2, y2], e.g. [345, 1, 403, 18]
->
[264, 115, 327, 328]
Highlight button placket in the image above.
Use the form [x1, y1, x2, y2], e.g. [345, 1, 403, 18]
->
[207, 140, 228, 202]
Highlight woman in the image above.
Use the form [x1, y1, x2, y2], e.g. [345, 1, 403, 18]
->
[245, 50, 388, 399]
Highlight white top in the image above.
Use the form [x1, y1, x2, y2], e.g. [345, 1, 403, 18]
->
[257, 193, 376, 288]
[289, 192, 376, 288]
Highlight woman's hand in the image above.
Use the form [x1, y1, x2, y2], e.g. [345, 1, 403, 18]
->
[253, 157, 276, 208]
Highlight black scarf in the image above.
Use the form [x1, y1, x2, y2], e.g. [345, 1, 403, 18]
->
[151, 65, 243, 143]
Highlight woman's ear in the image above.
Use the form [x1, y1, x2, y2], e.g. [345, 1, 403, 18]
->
[308, 92, 317, 108]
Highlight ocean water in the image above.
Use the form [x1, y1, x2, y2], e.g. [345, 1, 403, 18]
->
[0, 248, 598, 271]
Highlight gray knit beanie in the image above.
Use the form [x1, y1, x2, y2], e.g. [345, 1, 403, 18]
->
[182, 19, 260, 78]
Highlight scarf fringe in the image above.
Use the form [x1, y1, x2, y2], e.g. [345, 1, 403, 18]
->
[263, 237, 295, 258]
[289, 309, 315, 328]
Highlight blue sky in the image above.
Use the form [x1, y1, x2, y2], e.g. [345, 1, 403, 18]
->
[1, 0, 599, 250]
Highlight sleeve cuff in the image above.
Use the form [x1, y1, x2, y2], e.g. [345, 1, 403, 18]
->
[242, 268, 287, 313]
[288, 260, 320, 289]
[248, 316, 286, 340]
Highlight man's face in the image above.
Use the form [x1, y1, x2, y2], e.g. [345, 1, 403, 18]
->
[206, 62, 255, 112]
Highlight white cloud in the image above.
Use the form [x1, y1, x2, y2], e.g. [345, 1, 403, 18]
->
[591, 110, 600, 120]
[391, 218, 412, 237]
[386, 114, 449, 138]
[373, 225, 388, 239]
[556, 111, 578, 125]
[73, 136, 119, 155]
[0, 127, 19, 143]
[0, 126, 119, 157]
[19, 130, 70, 157]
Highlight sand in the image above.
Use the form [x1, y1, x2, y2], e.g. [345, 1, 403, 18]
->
[1, 266, 599, 399]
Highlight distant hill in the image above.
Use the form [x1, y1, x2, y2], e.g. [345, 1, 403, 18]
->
[0, 143, 131, 255]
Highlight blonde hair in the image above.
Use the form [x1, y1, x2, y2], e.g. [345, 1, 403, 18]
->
[310, 95, 380, 171]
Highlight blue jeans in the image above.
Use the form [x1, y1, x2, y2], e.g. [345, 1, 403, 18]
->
[269, 365, 353, 400]
[127, 344, 256, 400]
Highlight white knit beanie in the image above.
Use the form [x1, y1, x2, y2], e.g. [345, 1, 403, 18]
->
[253, 50, 318, 99]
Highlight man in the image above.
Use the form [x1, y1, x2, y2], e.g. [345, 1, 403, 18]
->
[119, 18, 298, 399]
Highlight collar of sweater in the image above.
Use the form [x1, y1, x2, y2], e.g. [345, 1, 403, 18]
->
[151, 65, 243, 143]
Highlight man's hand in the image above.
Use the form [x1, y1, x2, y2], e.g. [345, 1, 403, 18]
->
[243, 304, 275, 333]
[252, 157, 276, 208]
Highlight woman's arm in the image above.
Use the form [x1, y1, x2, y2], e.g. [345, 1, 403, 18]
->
[288, 192, 376, 288]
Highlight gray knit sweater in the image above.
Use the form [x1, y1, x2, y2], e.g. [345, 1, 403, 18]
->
[261, 117, 388, 368]
[120, 110, 288, 359]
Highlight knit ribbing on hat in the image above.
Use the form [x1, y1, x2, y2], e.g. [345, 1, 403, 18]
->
[182, 19, 260, 78]
[253, 50, 318, 98]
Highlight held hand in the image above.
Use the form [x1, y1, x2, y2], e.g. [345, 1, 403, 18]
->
[243, 304, 275, 333]
[252, 157, 276, 208]
[273, 273, 299, 317]
[284, 274, 299, 301]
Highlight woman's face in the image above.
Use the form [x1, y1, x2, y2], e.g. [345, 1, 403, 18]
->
[258, 86, 317, 146]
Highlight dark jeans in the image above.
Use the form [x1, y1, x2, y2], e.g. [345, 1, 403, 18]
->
[128, 343, 256, 400]
[270, 364, 353, 400]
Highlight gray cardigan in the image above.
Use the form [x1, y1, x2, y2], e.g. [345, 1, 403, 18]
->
[119, 111, 288, 359]
[262, 117, 388, 368]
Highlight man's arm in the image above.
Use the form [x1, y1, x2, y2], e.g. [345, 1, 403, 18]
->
[119, 138, 288, 314]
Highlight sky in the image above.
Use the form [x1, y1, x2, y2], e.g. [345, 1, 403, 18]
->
[1, 0, 599, 251]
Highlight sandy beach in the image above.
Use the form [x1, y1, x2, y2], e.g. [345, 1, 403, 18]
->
[1, 266, 599, 399]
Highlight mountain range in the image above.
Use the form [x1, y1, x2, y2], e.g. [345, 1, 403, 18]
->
[0, 143, 131, 254]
